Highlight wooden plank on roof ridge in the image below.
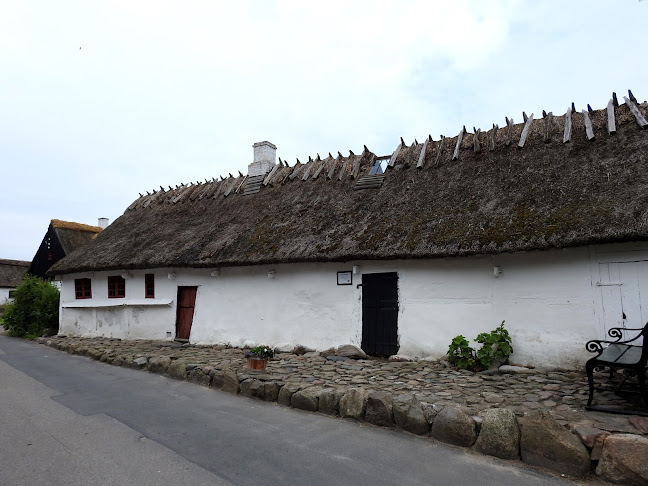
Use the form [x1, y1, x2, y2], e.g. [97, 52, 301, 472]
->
[517, 113, 534, 148]
[623, 96, 648, 128]
[351, 155, 362, 179]
[212, 180, 227, 198]
[473, 128, 481, 153]
[582, 109, 595, 141]
[234, 175, 248, 194]
[326, 157, 338, 180]
[387, 140, 402, 168]
[223, 177, 239, 197]
[127, 196, 145, 211]
[416, 138, 429, 168]
[197, 181, 214, 200]
[171, 185, 192, 204]
[434, 136, 446, 166]
[301, 160, 314, 180]
[607, 99, 617, 135]
[182, 184, 202, 202]
[337, 158, 349, 181]
[563, 106, 572, 143]
[543, 112, 553, 142]
[263, 164, 281, 186]
[489, 124, 498, 151]
[288, 161, 305, 180]
[201, 181, 220, 199]
[191, 181, 213, 201]
[312, 157, 328, 179]
[452, 126, 465, 161]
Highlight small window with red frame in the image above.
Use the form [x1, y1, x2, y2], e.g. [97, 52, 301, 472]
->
[145, 274, 155, 298]
[75, 278, 92, 299]
[108, 276, 125, 298]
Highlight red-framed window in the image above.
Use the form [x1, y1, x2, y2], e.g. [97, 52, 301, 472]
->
[75, 278, 92, 299]
[145, 274, 155, 298]
[108, 276, 125, 298]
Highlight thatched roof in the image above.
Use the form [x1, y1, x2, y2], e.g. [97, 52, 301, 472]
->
[50, 96, 648, 275]
[0, 259, 30, 288]
[51, 219, 102, 255]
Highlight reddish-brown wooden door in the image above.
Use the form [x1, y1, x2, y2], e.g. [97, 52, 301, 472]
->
[175, 286, 198, 340]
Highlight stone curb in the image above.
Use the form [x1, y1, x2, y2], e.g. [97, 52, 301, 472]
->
[37, 337, 648, 483]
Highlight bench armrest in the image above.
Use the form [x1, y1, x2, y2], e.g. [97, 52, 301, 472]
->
[586, 339, 631, 356]
[606, 326, 646, 344]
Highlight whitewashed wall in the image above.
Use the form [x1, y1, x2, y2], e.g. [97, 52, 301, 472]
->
[0, 287, 12, 304]
[56, 242, 648, 369]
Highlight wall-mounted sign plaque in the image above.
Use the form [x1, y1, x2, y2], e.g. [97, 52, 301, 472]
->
[337, 271, 352, 285]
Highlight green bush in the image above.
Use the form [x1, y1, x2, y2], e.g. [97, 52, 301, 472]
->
[1, 275, 60, 339]
[448, 321, 512, 372]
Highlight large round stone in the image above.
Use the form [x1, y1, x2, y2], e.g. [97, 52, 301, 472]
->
[474, 408, 520, 459]
[596, 433, 648, 486]
[365, 391, 394, 427]
[291, 388, 319, 412]
[430, 407, 477, 447]
[339, 388, 368, 420]
[393, 393, 430, 435]
[520, 410, 590, 478]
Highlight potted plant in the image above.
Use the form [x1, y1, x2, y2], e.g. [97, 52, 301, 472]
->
[244, 345, 274, 371]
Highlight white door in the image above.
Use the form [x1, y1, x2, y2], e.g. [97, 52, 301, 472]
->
[598, 261, 648, 337]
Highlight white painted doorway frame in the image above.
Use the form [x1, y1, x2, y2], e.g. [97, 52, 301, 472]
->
[590, 242, 648, 340]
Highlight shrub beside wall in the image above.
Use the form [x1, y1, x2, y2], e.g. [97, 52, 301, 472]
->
[1, 275, 59, 339]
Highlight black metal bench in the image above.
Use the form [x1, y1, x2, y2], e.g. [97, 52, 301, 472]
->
[585, 322, 648, 413]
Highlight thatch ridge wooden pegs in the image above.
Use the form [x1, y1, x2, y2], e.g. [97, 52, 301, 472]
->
[624, 94, 648, 128]
[518, 113, 534, 148]
[607, 99, 617, 135]
[582, 109, 595, 141]
[489, 124, 499, 151]
[452, 126, 466, 161]
[543, 112, 553, 143]
[326, 156, 338, 180]
[416, 137, 429, 169]
[434, 135, 446, 167]
[505, 117, 514, 146]
[387, 139, 403, 168]
[473, 127, 481, 153]
[563, 106, 573, 143]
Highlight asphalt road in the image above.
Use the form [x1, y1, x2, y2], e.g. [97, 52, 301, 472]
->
[0, 335, 580, 486]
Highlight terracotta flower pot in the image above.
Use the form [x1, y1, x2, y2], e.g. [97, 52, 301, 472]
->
[246, 357, 268, 371]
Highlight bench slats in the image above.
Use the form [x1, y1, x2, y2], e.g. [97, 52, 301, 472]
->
[599, 344, 631, 363]
[616, 346, 643, 365]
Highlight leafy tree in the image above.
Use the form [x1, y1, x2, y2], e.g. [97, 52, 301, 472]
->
[1, 275, 59, 339]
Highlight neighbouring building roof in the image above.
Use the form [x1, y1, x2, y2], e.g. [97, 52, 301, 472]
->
[29, 220, 103, 278]
[50, 219, 103, 254]
[0, 259, 30, 288]
[50, 93, 648, 276]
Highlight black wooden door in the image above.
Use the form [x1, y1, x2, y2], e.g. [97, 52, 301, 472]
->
[175, 286, 198, 340]
[361, 272, 399, 356]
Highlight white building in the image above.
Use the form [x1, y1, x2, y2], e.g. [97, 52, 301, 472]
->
[0, 259, 29, 306]
[50, 95, 648, 369]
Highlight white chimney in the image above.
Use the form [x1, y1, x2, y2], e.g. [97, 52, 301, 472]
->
[98, 218, 109, 229]
[248, 141, 277, 177]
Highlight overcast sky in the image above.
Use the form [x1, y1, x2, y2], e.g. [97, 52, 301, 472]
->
[1, 0, 647, 261]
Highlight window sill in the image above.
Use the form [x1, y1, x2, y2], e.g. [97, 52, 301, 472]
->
[62, 299, 173, 308]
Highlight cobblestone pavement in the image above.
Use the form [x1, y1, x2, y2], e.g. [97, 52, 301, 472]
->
[37, 335, 647, 438]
